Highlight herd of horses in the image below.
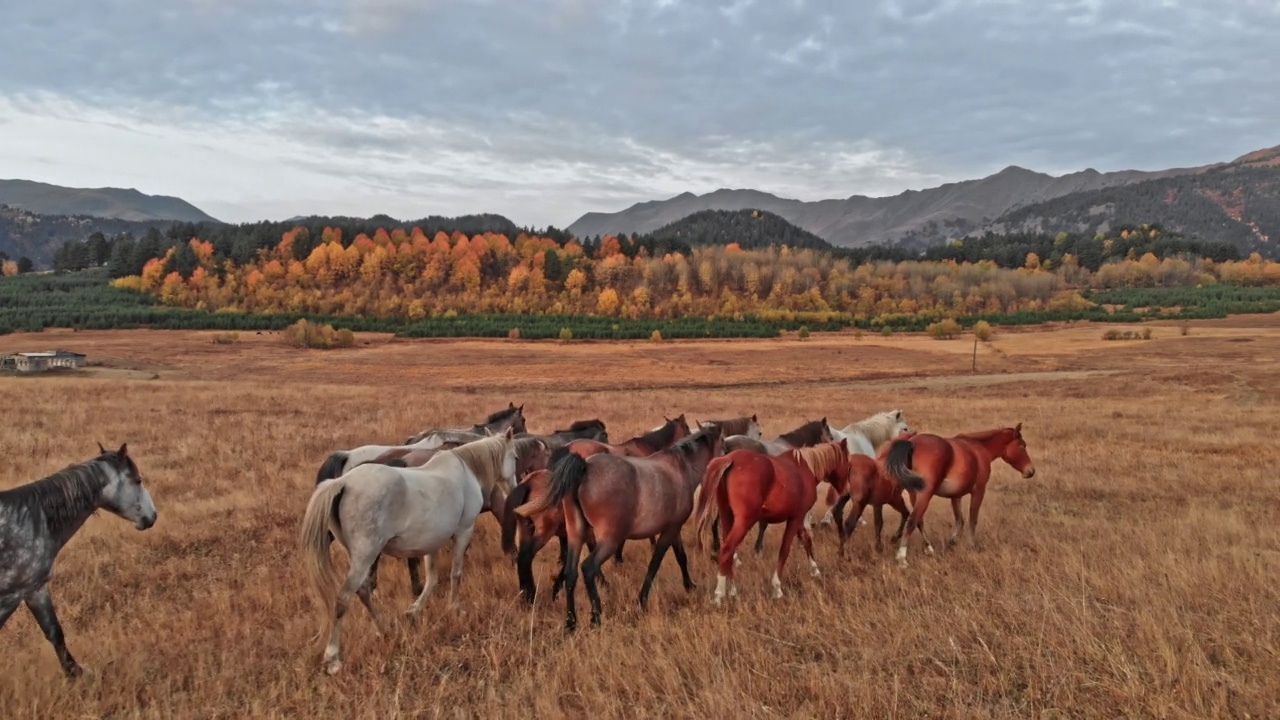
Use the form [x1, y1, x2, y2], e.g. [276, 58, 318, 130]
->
[0, 402, 1037, 679]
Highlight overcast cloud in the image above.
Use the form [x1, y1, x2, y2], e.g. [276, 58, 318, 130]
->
[1, 0, 1277, 227]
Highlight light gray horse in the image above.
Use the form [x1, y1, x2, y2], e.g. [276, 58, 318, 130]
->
[300, 428, 519, 675]
[0, 444, 157, 678]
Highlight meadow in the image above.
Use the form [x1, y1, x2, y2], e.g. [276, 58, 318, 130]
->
[1, 317, 1278, 718]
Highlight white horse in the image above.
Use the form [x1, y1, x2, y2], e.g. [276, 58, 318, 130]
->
[809, 409, 913, 529]
[313, 430, 484, 484]
[300, 428, 519, 675]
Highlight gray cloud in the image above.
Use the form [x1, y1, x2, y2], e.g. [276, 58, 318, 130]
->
[1, 0, 1277, 227]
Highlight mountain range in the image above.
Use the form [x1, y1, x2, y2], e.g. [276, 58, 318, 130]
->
[568, 145, 1280, 255]
[0, 179, 218, 224]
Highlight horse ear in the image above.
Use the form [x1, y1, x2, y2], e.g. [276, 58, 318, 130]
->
[117, 443, 128, 458]
[1014, 422, 1022, 433]
[505, 426, 515, 438]
[97, 441, 107, 454]
[751, 414, 757, 422]
[895, 410, 902, 419]
[508, 402, 516, 409]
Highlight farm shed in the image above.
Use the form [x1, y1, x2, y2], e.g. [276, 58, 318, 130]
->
[1, 350, 87, 373]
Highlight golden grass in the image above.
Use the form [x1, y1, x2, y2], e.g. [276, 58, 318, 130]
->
[2, 319, 1279, 718]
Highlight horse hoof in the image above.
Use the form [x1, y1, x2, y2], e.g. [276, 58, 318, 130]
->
[810, 566, 822, 578]
[771, 588, 783, 600]
[65, 663, 88, 680]
[324, 660, 343, 676]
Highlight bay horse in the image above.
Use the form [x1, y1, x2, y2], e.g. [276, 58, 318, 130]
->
[0, 444, 158, 678]
[360, 436, 552, 599]
[694, 440, 849, 604]
[883, 424, 1036, 567]
[403, 402, 528, 445]
[563, 414, 691, 459]
[695, 415, 762, 440]
[513, 426, 723, 630]
[300, 429, 519, 675]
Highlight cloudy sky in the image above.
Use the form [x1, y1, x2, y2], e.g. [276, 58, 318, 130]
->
[1, 0, 1277, 228]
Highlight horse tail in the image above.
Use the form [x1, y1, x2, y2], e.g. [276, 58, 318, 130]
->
[885, 439, 925, 492]
[300, 478, 346, 632]
[315, 451, 349, 484]
[695, 459, 732, 552]
[501, 481, 533, 556]
[515, 451, 585, 519]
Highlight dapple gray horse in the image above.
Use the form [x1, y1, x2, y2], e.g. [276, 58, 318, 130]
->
[0, 444, 157, 678]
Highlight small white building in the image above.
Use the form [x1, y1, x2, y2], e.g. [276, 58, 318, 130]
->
[1, 350, 87, 373]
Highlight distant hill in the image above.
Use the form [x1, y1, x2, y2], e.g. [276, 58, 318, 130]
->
[0, 206, 176, 267]
[637, 209, 833, 251]
[0, 179, 219, 223]
[568, 145, 1280, 256]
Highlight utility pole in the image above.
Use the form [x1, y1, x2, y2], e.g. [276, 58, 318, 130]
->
[972, 334, 978, 374]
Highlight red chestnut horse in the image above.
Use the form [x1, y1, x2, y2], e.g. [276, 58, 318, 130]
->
[883, 424, 1036, 567]
[695, 439, 850, 604]
[832, 453, 912, 555]
[514, 426, 723, 630]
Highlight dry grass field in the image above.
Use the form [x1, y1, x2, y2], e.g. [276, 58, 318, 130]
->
[2, 317, 1279, 719]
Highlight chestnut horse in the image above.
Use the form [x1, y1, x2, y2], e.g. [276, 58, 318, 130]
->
[883, 424, 1036, 567]
[513, 426, 723, 630]
[694, 439, 850, 604]
[831, 452, 912, 556]
[518, 419, 609, 451]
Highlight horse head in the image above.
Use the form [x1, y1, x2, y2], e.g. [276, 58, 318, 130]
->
[745, 414, 762, 440]
[890, 409, 912, 436]
[97, 443, 158, 531]
[1002, 423, 1036, 479]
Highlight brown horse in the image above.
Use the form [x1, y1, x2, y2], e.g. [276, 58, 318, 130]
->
[831, 453, 912, 556]
[883, 424, 1036, 567]
[564, 414, 691, 459]
[722, 417, 830, 455]
[695, 415, 762, 440]
[694, 439, 850, 604]
[514, 426, 724, 630]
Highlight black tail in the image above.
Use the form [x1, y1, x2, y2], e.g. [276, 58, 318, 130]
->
[501, 482, 533, 555]
[885, 439, 926, 492]
[315, 451, 349, 484]
[545, 451, 588, 517]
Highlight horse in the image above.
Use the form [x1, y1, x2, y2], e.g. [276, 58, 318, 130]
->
[513, 426, 724, 631]
[809, 409, 913, 529]
[831, 452, 913, 556]
[694, 440, 850, 605]
[709, 418, 832, 555]
[359, 436, 552, 599]
[722, 417, 831, 455]
[563, 414, 691, 459]
[517, 419, 609, 451]
[695, 415, 762, 440]
[300, 429, 519, 675]
[402, 402, 528, 445]
[315, 431, 483, 484]
[0, 444, 158, 678]
[882, 424, 1036, 567]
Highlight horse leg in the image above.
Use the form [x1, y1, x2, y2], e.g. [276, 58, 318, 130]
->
[406, 557, 425, 598]
[637, 535, 674, 611]
[517, 524, 548, 605]
[797, 525, 821, 578]
[772, 518, 803, 599]
[832, 495, 851, 546]
[671, 537, 697, 592]
[0, 596, 19, 629]
[839, 499, 869, 557]
[323, 547, 379, 675]
[714, 516, 751, 606]
[614, 542, 625, 564]
[753, 520, 768, 556]
[355, 581, 388, 638]
[24, 586, 81, 678]
[405, 551, 439, 617]
[897, 489, 935, 569]
[361, 553, 380, 595]
[561, 532, 584, 632]
[948, 497, 966, 548]
[446, 524, 476, 608]
[968, 482, 988, 550]
[873, 504, 886, 553]
[581, 540, 619, 627]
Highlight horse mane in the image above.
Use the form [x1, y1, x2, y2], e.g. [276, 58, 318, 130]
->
[447, 433, 512, 486]
[0, 454, 116, 535]
[791, 444, 843, 481]
[847, 410, 902, 444]
[635, 418, 680, 447]
[706, 417, 749, 436]
[779, 419, 825, 446]
[664, 426, 717, 461]
[513, 437, 546, 463]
